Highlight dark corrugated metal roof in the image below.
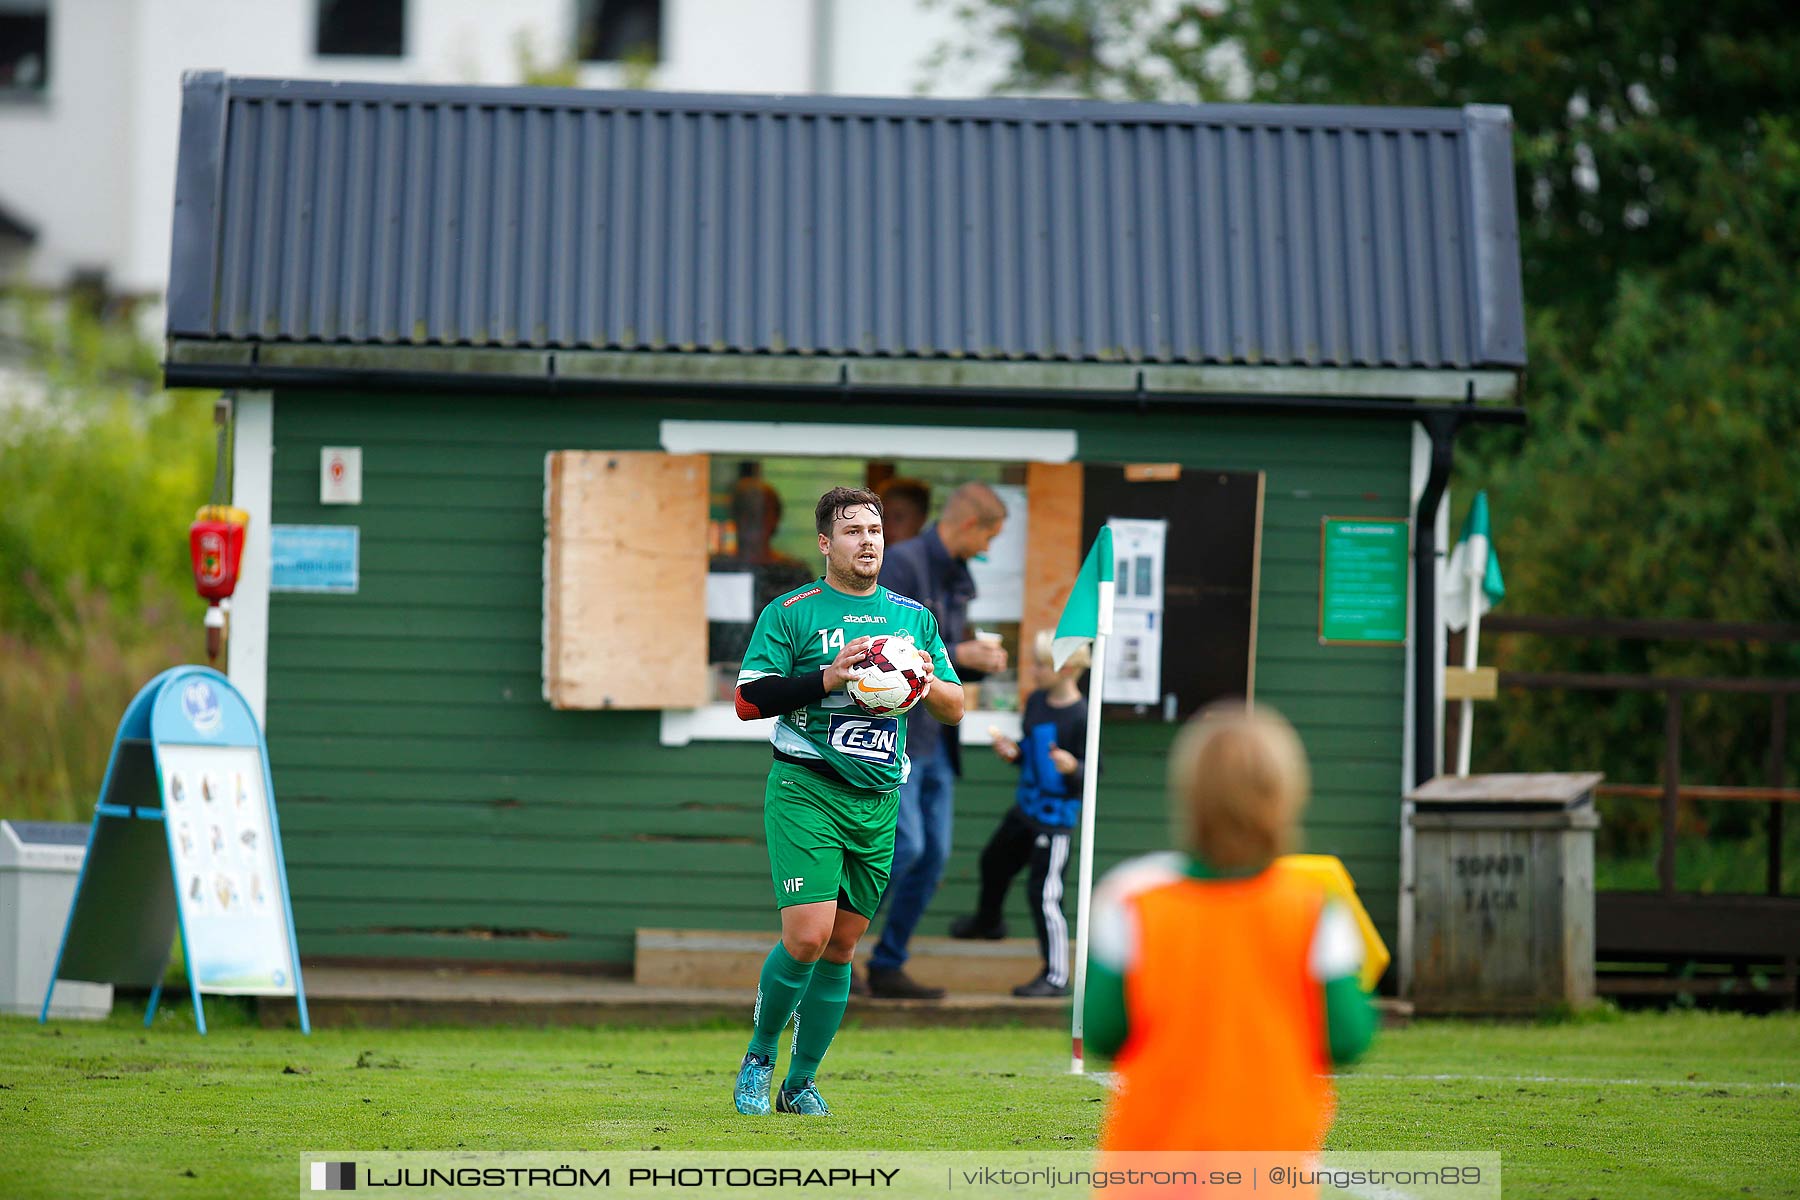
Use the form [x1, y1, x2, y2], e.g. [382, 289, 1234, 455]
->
[167, 72, 1526, 371]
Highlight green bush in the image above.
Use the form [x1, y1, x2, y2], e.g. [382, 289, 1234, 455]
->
[0, 297, 216, 820]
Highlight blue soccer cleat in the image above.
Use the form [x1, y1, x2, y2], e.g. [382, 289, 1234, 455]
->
[775, 1079, 831, 1115]
[734, 1052, 774, 1115]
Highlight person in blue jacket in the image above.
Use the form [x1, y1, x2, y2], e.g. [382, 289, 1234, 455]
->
[949, 631, 1091, 997]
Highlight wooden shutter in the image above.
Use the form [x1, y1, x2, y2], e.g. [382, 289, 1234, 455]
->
[1018, 461, 1084, 698]
[544, 451, 710, 710]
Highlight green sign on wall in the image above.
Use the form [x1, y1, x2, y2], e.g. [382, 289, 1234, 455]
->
[1319, 517, 1410, 645]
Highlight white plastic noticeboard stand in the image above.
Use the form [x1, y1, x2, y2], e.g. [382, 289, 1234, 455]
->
[41, 666, 309, 1034]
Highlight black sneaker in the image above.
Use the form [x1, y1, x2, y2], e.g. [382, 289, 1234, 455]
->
[1012, 972, 1071, 999]
[866, 965, 947, 1000]
[849, 971, 870, 998]
[948, 914, 1008, 941]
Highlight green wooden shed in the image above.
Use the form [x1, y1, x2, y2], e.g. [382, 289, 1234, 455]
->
[163, 73, 1527, 989]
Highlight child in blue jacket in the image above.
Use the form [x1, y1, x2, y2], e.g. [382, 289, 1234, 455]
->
[948, 631, 1090, 997]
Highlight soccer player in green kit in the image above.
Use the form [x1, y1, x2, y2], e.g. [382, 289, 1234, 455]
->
[731, 486, 965, 1115]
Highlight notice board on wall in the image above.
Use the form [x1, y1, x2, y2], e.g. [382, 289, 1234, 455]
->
[1319, 516, 1410, 645]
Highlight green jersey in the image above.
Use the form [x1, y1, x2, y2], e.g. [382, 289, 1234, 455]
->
[739, 577, 959, 791]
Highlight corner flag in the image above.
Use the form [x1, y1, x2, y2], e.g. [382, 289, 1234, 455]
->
[1058, 526, 1114, 1074]
[1444, 491, 1504, 632]
[1053, 525, 1114, 668]
[1444, 491, 1505, 776]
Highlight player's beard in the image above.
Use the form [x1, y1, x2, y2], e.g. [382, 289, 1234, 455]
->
[828, 544, 881, 590]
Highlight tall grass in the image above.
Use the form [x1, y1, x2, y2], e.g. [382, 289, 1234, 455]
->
[1, 294, 216, 822]
[0, 578, 202, 822]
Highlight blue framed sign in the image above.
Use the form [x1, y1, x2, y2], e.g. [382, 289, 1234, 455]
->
[271, 524, 359, 593]
[41, 667, 309, 1034]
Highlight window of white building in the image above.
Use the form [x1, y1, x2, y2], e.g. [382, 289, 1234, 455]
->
[0, 0, 49, 94]
[316, 0, 405, 58]
[577, 0, 662, 64]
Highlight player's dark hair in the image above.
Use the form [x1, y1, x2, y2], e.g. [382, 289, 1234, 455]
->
[815, 486, 884, 535]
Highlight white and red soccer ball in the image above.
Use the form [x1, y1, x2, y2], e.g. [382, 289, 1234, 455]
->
[845, 635, 929, 716]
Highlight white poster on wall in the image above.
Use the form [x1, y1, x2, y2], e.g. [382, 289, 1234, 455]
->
[967, 483, 1028, 623]
[1109, 518, 1168, 610]
[1104, 517, 1168, 705]
[1106, 608, 1164, 705]
[705, 572, 756, 622]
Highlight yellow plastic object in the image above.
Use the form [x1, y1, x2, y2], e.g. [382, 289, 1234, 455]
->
[1277, 853, 1391, 992]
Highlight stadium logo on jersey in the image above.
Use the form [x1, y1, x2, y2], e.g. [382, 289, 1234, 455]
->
[842, 614, 886, 623]
[783, 587, 823, 608]
[887, 592, 923, 610]
[827, 714, 899, 763]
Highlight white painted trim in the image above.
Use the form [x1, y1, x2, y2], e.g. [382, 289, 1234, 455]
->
[1399, 424, 1453, 1000]
[660, 707, 776, 747]
[1140, 363, 1518, 403]
[848, 357, 1519, 402]
[227, 391, 273, 728]
[1400, 425, 1425, 1000]
[201, 341, 1519, 404]
[659, 705, 1022, 748]
[657, 417, 1054, 750]
[659, 420, 1077, 462]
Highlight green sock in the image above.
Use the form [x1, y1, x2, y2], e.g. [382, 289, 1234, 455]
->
[748, 942, 816, 1059]
[784, 957, 853, 1089]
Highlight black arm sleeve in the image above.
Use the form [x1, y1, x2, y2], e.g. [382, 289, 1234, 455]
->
[736, 670, 829, 720]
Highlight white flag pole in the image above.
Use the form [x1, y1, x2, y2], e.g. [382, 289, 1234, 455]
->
[1454, 558, 1483, 776]
[1069, 574, 1114, 1075]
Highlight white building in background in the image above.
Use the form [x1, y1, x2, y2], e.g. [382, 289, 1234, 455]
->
[0, 0, 1006, 301]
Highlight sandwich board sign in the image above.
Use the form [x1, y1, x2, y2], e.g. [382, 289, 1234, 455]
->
[41, 666, 309, 1034]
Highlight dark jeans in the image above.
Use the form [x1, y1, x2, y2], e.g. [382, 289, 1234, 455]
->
[869, 741, 956, 971]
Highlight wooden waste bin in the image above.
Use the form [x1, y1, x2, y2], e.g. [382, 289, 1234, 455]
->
[1406, 773, 1602, 1014]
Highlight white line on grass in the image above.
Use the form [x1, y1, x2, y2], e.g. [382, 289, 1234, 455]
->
[1087, 1069, 1797, 1092]
[1335, 1072, 1798, 1091]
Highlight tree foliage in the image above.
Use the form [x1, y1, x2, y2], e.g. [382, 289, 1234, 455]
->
[0, 298, 216, 819]
[942, 1, 1800, 328]
[0, 302, 213, 638]
[1482, 116, 1800, 807]
[944, 3, 1800, 807]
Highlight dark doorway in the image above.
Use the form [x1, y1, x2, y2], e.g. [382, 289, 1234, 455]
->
[1082, 465, 1263, 721]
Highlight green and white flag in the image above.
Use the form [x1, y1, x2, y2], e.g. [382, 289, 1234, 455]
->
[1444, 491, 1505, 632]
[1057, 525, 1115, 1077]
[1052, 525, 1115, 669]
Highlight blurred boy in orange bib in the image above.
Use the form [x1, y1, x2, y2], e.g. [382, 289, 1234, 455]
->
[1086, 704, 1377, 1190]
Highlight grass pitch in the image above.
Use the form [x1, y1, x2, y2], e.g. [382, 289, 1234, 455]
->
[1, 1005, 1795, 1199]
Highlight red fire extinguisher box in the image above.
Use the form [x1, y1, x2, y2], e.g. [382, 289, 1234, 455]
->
[189, 505, 249, 601]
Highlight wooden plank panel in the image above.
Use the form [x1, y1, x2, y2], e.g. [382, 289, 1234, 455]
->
[294, 899, 752, 929]
[544, 451, 709, 709]
[285, 833, 766, 872]
[290, 865, 774, 906]
[281, 804, 769, 840]
[272, 607, 544, 642]
[268, 395, 1416, 966]
[1020, 461, 1083, 696]
[284, 797, 1225, 851]
[296, 930, 632, 965]
[268, 637, 543, 674]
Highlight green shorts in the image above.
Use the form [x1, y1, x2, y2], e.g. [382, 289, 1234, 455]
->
[763, 759, 900, 918]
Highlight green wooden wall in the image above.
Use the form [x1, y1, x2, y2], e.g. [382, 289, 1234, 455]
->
[267, 391, 1411, 976]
